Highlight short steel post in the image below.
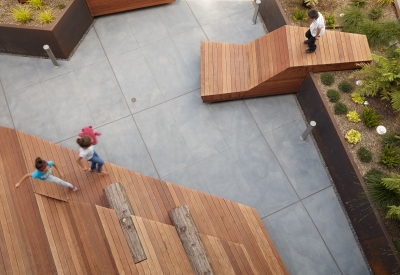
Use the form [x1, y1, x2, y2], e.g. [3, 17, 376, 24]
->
[43, 45, 59, 69]
[252, 0, 261, 25]
[300, 121, 316, 140]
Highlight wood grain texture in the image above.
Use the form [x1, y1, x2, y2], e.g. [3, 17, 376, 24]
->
[200, 25, 372, 103]
[86, 0, 175, 16]
[0, 126, 288, 274]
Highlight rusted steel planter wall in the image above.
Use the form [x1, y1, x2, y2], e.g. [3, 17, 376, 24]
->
[297, 72, 400, 274]
[258, 0, 289, 32]
[0, 0, 93, 59]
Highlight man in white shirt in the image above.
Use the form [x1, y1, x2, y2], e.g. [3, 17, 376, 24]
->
[304, 9, 325, 54]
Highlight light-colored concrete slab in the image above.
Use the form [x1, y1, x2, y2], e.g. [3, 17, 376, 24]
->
[97, 116, 158, 178]
[94, 13, 139, 58]
[202, 16, 246, 43]
[303, 187, 366, 274]
[141, 38, 198, 100]
[70, 27, 107, 70]
[0, 55, 39, 94]
[245, 94, 301, 134]
[230, 8, 267, 43]
[109, 49, 164, 114]
[231, 135, 299, 217]
[186, 0, 229, 25]
[220, 0, 254, 16]
[264, 121, 331, 198]
[157, 0, 199, 36]
[41, 72, 95, 140]
[33, 58, 74, 82]
[208, 100, 261, 148]
[75, 60, 131, 126]
[134, 103, 194, 177]
[6, 83, 59, 142]
[266, 202, 341, 275]
[0, 83, 13, 128]
[167, 91, 228, 162]
[162, 164, 210, 193]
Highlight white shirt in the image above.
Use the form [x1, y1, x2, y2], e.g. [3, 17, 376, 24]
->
[310, 12, 325, 37]
[79, 146, 94, 160]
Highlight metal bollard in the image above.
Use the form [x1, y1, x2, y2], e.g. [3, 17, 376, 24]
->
[252, 0, 261, 25]
[43, 45, 59, 69]
[300, 121, 316, 141]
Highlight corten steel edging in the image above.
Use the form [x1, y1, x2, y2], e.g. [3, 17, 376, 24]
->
[259, 0, 289, 32]
[0, 0, 93, 59]
[297, 72, 400, 274]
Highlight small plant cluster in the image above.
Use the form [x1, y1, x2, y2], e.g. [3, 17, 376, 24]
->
[327, 89, 340, 102]
[357, 146, 373, 162]
[345, 129, 362, 144]
[347, 111, 360, 122]
[321, 73, 335, 86]
[293, 7, 307, 22]
[338, 81, 353, 93]
[334, 102, 348, 115]
[365, 168, 400, 221]
[351, 93, 365, 104]
[303, 0, 318, 8]
[350, 50, 400, 112]
[11, 0, 56, 24]
[341, 6, 400, 49]
[322, 12, 336, 29]
[362, 106, 381, 127]
[379, 130, 400, 169]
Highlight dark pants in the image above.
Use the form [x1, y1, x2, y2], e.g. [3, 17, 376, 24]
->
[305, 29, 317, 51]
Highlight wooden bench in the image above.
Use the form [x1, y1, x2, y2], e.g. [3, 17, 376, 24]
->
[201, 25, 372, 103]
[85, 0, 175, 16]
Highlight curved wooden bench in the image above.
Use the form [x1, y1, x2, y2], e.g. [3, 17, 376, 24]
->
[200, 25, 372, 103]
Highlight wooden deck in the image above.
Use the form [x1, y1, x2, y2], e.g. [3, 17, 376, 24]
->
[200, 25, 372, 103]
[0, 126, 288, 275]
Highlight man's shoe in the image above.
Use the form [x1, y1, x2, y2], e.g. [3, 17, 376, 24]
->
[304, 40, 309, 44]
[306, 49, 315, 54]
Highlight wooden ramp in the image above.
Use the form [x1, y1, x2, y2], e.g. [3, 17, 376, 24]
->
[201, 25, 372, 103]
[0, 125, 288, 274]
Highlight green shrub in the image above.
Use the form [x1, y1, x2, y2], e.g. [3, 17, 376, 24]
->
[376, 0, 394, 5]
[334, 102, 348, 115]
[350, 50, 400, 112]
[347, 110, 361, 122]
[345, 129, 362, 144]
[56, 2, 66, 9]
[323, 12, 336, 29]
[38, 9, 54, 24]
[379, 144, 400, 168]
[382, 131, 400, 147]
[386, 45, 400, 59]
[351, 93, 365, 104]
[303, 0, 318, 8]
[11, 5, 32, 23]
[368, 5, 383, 21]
[362, 106, 381, 127]
[321, 73, 335, 86]
[387, 205, 400, 220]
[27, 0, 43, 9]
[382, 173, 400, 192]
[380, 21, 400, 45]
[353, 0, 368, 7]
[365, 168, 400, 208]
[341, 6, 366, 32]
[293, 7, 307, 22]
[327, 89, 340, 102]
[357, 146, 373, 162]
[338, 80, 353, 93]
[358, 20, 383, 48]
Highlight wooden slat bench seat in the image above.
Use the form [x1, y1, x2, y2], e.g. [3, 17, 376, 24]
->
[85, 0, 175, 16]
[201, 25, 372, 103]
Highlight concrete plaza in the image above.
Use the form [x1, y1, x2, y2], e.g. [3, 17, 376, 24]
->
[0, 1, 370, 274]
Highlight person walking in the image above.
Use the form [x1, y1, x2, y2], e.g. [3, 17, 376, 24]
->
[76, 136, 108, 175]
[15, 157, 78, 191]
[304, 9, 325, 54]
